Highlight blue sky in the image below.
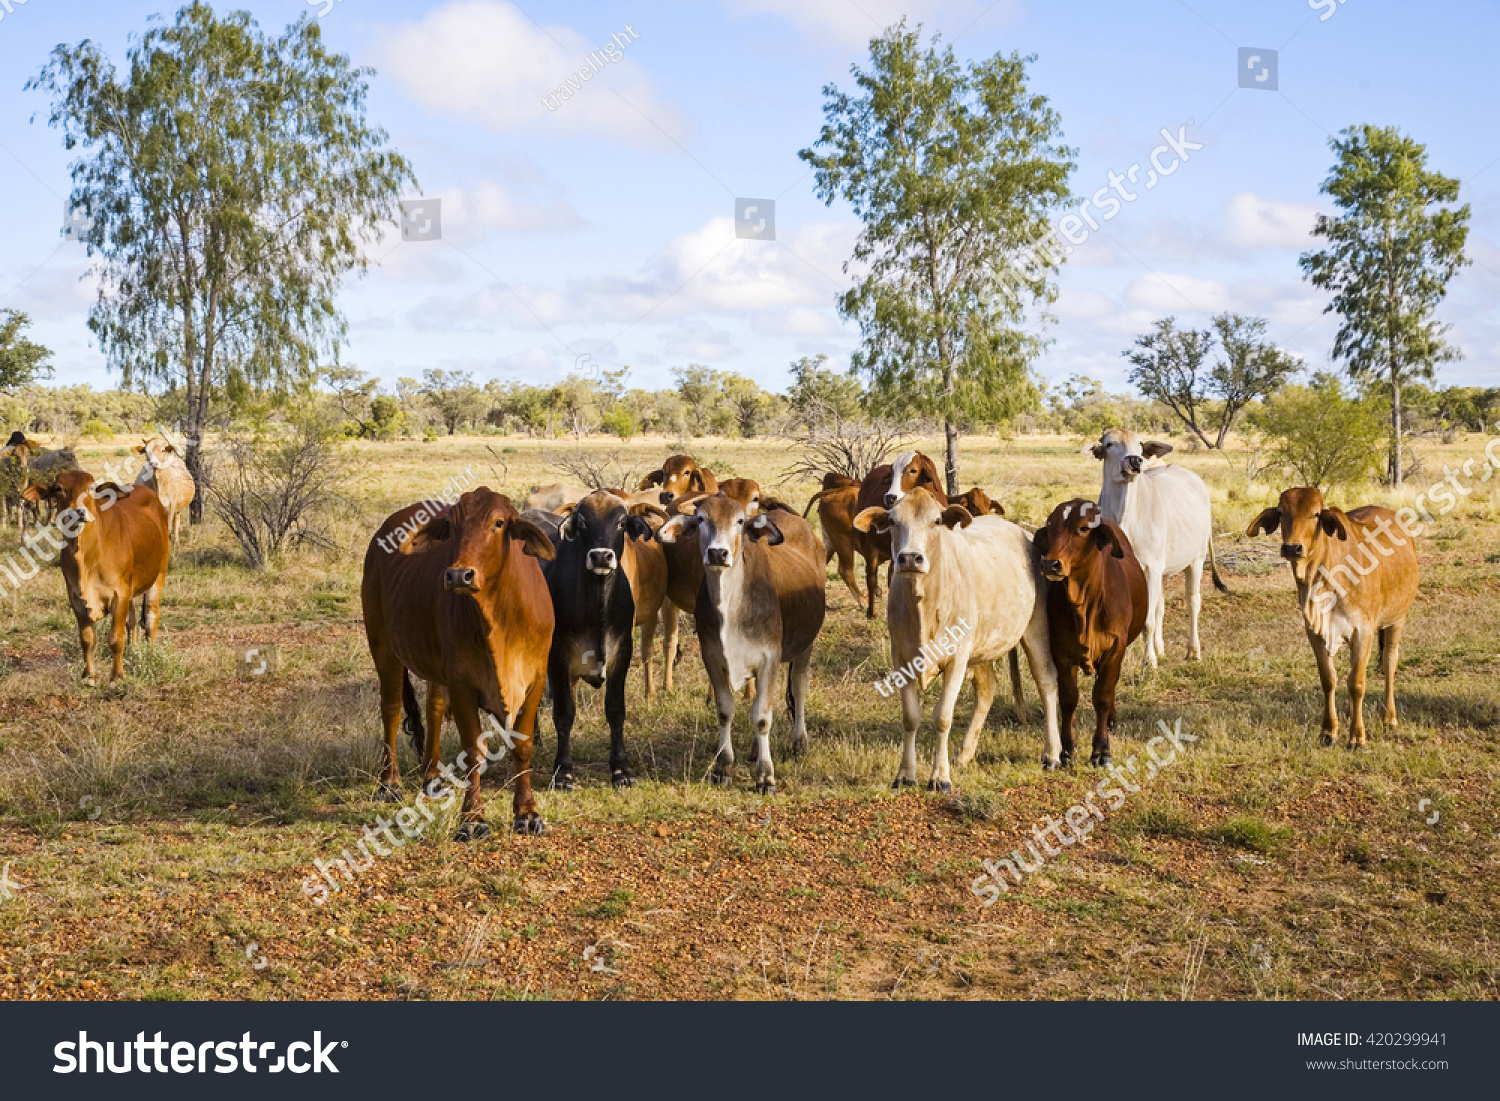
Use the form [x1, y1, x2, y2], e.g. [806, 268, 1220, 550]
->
[1, 0, 1496, 398]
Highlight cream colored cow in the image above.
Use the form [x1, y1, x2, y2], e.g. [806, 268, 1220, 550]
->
[133, 436, 196, 542]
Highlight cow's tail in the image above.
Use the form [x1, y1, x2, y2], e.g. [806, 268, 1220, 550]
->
[802, 488, 831, 519]
[400, 671, 425, 755]
[1007, 650, 1025, 717]
[1208, 532, 1229, 593]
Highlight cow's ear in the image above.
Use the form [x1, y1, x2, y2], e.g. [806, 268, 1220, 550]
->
[557, 512, 578, 541]
[939, 505, 973, 529]
[628, 501, 668, 521]
[673, 497, 700, 515]
[399, 517, 451, 554]
[20, 483, 45, 505]
[624, 514, 654, 542]
[1093, 522, 1126, 559]
[655, 514, 697, 544]
[1084, 441, 1105, 459]
[555, 500, 579, 517]
[94, 481, 132, 499]
[853, 507, 889, 534]
[1142, 440, 1173, 459]
[638, 469, 665, 490]
[1033, 526, 1050, 554]
[132, 445, 146, 455]
[746, 513, 783, 544]
[508, 518, 556, 560]
[1318, 509, 1349, 541]
[1245, 507, 1281, 537]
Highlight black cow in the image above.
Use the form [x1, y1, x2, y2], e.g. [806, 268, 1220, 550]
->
[523, 490, 655, 789]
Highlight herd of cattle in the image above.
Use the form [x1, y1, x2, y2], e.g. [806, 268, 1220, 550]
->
[3, 430, 1420, 838]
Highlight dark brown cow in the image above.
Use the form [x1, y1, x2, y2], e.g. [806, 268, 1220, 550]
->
[852, 451, 948, 617]
[361, 488, 556, 837]
[954, 486, 1006, 518]
[638, 454, 717, 498]
[1246, 486, 1419, 747]
[23, 470, 169, 686]
[1034, 498, 1148, 767]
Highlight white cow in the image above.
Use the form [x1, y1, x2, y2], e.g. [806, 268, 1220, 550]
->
[855, 490, 1062, 783]
[1087, 428, 1224, 666]
[133, 435, 196, 542]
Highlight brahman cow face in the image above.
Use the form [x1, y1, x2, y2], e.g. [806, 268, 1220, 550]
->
[21, 470, 127, 533]
[133, 436, 180, 470]
[1033, 498, 1125, 580]
[400, 487, 554, 594]
[954, 487, 1005, 518]
[1245, 486, 1348, 572]
[638, 454, 710, 499]
[854, 488, 972, 576]
[882, 450, 943, 508]
[1087, 428, 1173, 484]
[656, 492, 782, 572]
[556, 490, 655, 575]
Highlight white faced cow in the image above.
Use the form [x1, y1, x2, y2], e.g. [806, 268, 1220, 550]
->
[1088, 428, 1225, 666]
[855, 491, 1062, 784]
[656, 495, 825, 794]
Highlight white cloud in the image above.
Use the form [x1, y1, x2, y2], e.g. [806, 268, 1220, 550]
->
[375, 1, 686, 148]
[1221, 191, 1322, 251]
[723, 0, 1018, 49]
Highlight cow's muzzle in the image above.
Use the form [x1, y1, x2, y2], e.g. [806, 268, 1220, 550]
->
[1280, 543, 1304, 561]
[704, 545, 731, 570]
[1041, 557, 1064, 578]
[1122, 456, 1143, 476]
[587, 548, 617, 574]
[883, 492, 900, 508]
[444, 567, 479, 592]
[896, 551, 926, 573]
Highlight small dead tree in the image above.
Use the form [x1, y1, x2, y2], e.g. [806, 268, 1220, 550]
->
[206, 419, 354, 569]
[781, 400, 923, 482]
[543, 448, 642, 492]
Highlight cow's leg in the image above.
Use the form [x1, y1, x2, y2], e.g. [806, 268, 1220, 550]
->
[1306, 626, 1339, 745]
[661, 603, 680, 692]
[108, 597, 128, 681]
[422, 683, 446, 789]
[1139, 565, 1162, 668]
[1346, 629, 1373, 748]
[749, 657, 778, 794]
[893, 677, 921, 788]
[370, 647, 406, 799]
[926, 658, 970, 791]
[1020, 610, 1063, 769]
[547, 648, 577, 791]
[507, 674, 546, 835]
[447, 689, 491, 840]
[833, 540, 863, 605]
[864, 549, 883, 618]
[1183, 556, 1204, 660]
[1056, 660, 1080, 768]
[76, 611, 98, 687]
[955, 660, 997, 768]
[125, 599, 138, 645]
[638, 610, 658, 701]
[787, 649, 812, 758]
[1091, 648, 1125, 766]
[1380, 622, 1403, 728]
[605, 630, 634, 787]
[707, 654, 738, 786]
[141, 571, 164, 641]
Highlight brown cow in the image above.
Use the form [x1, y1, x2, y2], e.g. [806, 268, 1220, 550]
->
[1246, 487, 1419, 747]
[954, 486, 1006, 518]
[852, 451, 948, 617]
[639, 454, 717, 498]
[361, 488, 556, 836]
[803, 472, 865, 605]
[1034, 499, 1148, 767]
[23, 470, 169, 686]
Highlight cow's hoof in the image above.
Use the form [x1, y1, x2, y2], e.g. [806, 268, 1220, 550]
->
[927, 780, 952, 793]
[1041, 757, 1059, 771]
[711, 770, 732, 787]
[789, 738, 807, 759]
[552, 771, 575, 792]
[453, 820, 491, 842]
[891, 777, 916, 790]
[1090, 752, 1111, 768]
[512, 814, 546, 836]
[1058, 752, 1074, 769]
[374, 783, 403, 803]
[755, 780, 777, 796]
[611, 769, 635, 789]
[1319, 733, 1335, 747]
[82, 676, 96, 688]
[422, 777, 446, 798]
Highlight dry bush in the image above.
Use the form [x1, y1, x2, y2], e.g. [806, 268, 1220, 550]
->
[780, 400, 924, 482]
[543, 447, 642, 491]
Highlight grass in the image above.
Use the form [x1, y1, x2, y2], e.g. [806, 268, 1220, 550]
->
[0, 429, 1497, 1000]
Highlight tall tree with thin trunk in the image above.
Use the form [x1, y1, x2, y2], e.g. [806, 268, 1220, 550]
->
[28, 2, 416, 519]
[1299, 124, 1469, 484]
[1123, 317, 1215, 448]
[799, 22, 1073, 494]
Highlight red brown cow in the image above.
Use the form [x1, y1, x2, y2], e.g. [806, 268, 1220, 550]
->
[361, 488, 556, 837]
[23, 470, 169, 685]
[1033, 499, 1148, 767]
[803, 472, 864, 605]
[639, 454, 717, 498]
[852, 451, 948, 617]
[954, 486, 1005, 518]
[1246, 486, 1419, 747]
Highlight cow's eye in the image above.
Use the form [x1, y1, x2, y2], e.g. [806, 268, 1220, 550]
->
[493, 520, 503, 530]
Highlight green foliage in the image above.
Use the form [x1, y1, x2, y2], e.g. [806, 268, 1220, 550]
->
[1300, 124, 1471, 482]
[80, 419, 113, 440]
[600, 407, 640, 439]
[786, 354, 863, 423]
[800, 22, 1073, 484]
[420, 370, 487, 435]
[0, 311, 54, 391]
[1247, 373, 1387, 491]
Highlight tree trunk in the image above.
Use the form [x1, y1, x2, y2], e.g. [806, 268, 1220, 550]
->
[944, 416, 959, 498]
[1390, 376, 1403, 486]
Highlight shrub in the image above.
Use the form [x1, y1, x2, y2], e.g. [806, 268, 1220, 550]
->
[1246, 374, 1386, 491]
[81, 418, 113, 440]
